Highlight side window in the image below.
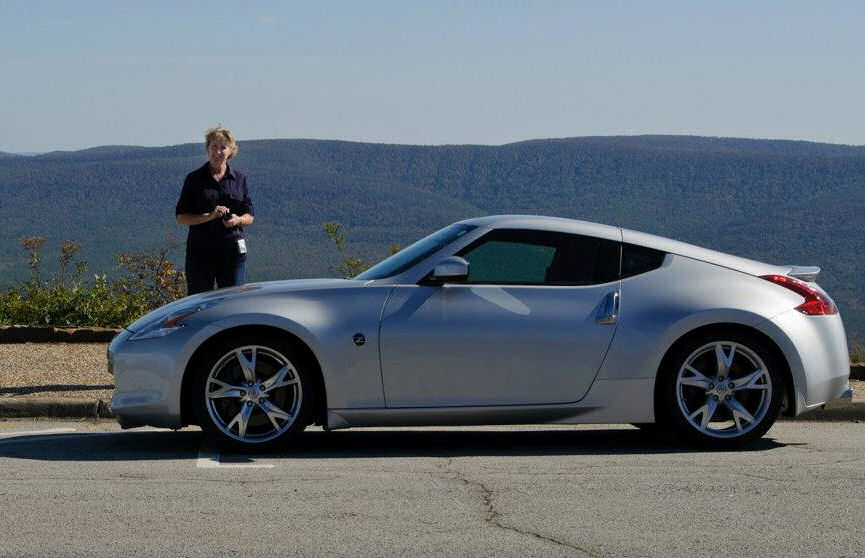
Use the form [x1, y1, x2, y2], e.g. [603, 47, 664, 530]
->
[461, 239, 555, 284]
[621, 244, 666, 278]
[457, 229, 619, 285]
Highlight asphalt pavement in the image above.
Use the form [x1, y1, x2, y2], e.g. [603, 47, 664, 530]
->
[0, 420, 863, 557]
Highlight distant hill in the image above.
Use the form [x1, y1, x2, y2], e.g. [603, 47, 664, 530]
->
[1, 135, 863, 342]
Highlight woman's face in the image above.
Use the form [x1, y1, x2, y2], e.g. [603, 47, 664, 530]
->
[207, 138, 232, 167]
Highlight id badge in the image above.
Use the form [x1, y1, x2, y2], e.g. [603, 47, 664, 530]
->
[237, 239, 247, 254]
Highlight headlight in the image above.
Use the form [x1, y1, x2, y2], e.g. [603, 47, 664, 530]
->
[129, 301, 218, 340]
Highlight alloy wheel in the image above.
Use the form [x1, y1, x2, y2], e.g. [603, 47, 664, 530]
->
[204, 345, 303, 444]
[675, 341, 772, 439]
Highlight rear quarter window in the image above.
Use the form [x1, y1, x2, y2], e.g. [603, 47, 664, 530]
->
[621, 244, 666, 278]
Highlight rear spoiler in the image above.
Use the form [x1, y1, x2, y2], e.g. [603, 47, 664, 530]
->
[786, 266, 821, 282]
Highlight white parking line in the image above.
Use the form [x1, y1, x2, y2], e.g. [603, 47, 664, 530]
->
[196, 446, 275, 469]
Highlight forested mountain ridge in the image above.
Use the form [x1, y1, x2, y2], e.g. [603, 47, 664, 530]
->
[1, 135, 863, 341]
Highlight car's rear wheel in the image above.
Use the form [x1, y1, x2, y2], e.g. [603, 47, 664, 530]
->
[658, 332, 783, 449]
[192, 334, 314, 451]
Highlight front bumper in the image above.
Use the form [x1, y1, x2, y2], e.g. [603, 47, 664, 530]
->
[107, 326, 194, 429]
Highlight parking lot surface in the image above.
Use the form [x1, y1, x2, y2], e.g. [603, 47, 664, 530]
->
[0, 420, 863, 557]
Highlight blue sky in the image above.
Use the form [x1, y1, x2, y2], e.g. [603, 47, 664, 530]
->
[2, 1, 864, 152]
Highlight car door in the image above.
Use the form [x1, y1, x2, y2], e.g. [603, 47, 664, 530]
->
[379, 228, 622, 407]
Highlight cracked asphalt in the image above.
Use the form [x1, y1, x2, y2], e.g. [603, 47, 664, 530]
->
[0, 420, 863, 557]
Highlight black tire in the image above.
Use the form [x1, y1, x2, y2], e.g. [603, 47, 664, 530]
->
[192, 333, 315, 452]
[657, 331, 784, 449]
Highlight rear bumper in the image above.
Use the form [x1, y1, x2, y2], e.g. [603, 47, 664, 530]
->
[790, 387, 861, 421]
[757, 309, 849, 416]
[820, 388, 854, 411]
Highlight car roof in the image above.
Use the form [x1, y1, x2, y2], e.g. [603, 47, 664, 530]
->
[457, 214, 789, 277]
[457, 215, 622, 242]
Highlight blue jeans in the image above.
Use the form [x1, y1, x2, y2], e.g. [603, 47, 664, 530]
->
[185, 255, 246, 295]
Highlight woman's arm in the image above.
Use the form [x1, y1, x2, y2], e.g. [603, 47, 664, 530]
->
[177, 212, 214, 226]
[177, 205, 230, 226]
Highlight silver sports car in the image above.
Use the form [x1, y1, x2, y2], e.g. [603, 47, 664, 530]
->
[108, 215, 852, 450]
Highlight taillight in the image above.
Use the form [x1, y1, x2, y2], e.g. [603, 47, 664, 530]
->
[760, 274, 838, 315]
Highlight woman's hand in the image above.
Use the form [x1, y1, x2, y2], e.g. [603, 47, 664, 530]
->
[212, 205, 230, 220]
[223, 214, 243, 227]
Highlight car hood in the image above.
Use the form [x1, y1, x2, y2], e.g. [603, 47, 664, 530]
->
[125, 278, 358, 332]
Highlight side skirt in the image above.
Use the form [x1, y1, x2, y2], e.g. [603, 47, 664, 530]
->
[326, 378, 655, 430]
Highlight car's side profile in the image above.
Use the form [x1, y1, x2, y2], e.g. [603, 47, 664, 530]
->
[108, 215, 852, 450]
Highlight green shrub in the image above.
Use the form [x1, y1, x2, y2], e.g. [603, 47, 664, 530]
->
[0, 236, 185, 328]
[323, 221, 401, 278]
[0, 278, 150, 328]
[323, 222, 370, 278]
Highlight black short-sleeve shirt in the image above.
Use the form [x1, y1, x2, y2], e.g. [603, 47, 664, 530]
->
[175, 163, 255, 262]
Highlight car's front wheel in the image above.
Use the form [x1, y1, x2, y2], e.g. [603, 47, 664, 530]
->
[192, 334, 314, 451]
[658, 332, 784, 449]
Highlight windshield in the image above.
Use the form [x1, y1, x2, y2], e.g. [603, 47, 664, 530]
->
[356, 224, 477, 280]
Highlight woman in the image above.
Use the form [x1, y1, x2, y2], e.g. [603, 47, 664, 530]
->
[175, 125, 255, 294]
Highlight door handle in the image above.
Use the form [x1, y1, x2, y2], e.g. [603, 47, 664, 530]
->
[596, 291, 620, 325]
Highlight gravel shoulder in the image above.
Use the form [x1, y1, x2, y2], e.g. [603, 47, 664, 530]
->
[0, 343, 113, 401]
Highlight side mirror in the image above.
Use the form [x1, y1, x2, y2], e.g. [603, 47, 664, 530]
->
[429, 256, 469, 284]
